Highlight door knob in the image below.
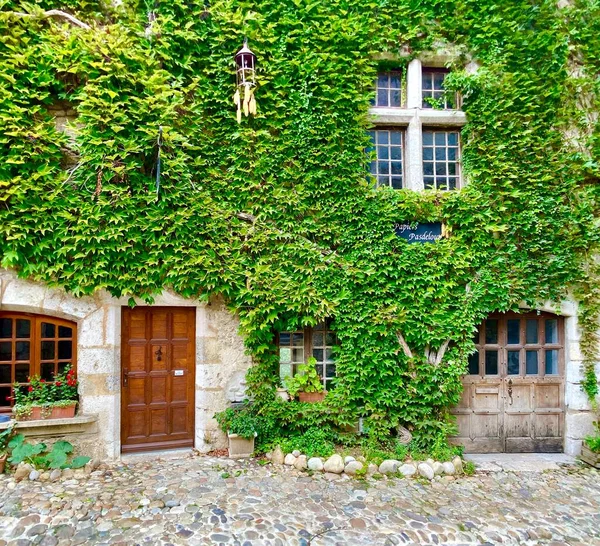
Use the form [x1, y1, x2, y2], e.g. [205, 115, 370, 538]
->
[155, 346, 163, 361]
[123, 368, 129, 387]
[507, 378, 513, 405]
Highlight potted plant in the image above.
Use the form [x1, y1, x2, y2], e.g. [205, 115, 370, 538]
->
[0, 425, 14, 473]
[284, 357, 326, 403]
[215, 407, 258, 458]
[581, 421, 600, 469]
[12, 366, 79, 421]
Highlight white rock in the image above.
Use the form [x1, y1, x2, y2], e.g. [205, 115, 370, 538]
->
[425, 458, 435, 468]
[378, 459, 400, 475]
[418, 463, 434, 480]
[29, 470, 40, 481]
[272, 446, 284, 465]
[344, 456, 355, 464]
[50, 469, 62, 481]
[442, 462, 455, 475]
[284, 453, 297, 466]
[292, 450, 301, 458]
[452, 456, 464, 474]
[323, 454, 345, 474]
[433, 462, 444, 476]
[294, 455, 307, 471]
[367, 463, 379, 475]
[307, 457, 324, 471]
[265, 451, 273, 460]
[14, 464, 32, 481]
[344, 461, 363, 475]
[399, 463, 417, 477]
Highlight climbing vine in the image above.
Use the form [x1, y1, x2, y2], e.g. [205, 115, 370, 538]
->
[1, 0, 599, 447]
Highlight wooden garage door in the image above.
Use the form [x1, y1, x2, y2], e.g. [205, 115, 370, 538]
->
[121, 307, 195, 453]
[452, 312, 564, 453]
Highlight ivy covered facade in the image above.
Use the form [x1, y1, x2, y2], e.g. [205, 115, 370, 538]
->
[0, 0, 599, 458]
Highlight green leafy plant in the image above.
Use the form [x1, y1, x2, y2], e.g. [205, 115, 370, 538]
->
[0, 425, 14, 457]
[283, 358, 325, 399]
[270, 427, 336, 458]
[7, 435, 90, 469]
[214, 407, 258, 440]
[584, 421, 600, 453]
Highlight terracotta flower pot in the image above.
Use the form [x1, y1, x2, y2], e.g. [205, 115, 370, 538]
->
[0, 453, 6, 474]
[15, 406, 42, 421]
[49, 404, 77, 419]
[298, 391, 326, 403]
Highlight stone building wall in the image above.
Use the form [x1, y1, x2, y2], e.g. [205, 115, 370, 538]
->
[0, 268, 252, 460]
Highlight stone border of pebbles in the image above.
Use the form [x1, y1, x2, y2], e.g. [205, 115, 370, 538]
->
[265, 447, 464, 480]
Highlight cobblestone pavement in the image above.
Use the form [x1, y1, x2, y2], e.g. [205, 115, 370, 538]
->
[0, 453, 599, 546]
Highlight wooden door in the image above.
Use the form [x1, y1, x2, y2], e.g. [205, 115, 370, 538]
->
[121, 307, 195, 453]
[452, 312, 564, 453]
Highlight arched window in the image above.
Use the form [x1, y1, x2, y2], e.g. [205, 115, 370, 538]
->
[0, 313, 77, 413]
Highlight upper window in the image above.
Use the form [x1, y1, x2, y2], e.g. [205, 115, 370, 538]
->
[278, 320, 337, 391]
[422, 130, 460, 190]
[0, 313, 76, 412]
[422, 68, 456, 110]
[372, 71, 403, 107]
[368, 129, 404, 189]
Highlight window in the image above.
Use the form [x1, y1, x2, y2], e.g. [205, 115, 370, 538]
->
[368, 129, 404, 189]
[422, 68, 456, 109]
[372, 71, 402, 107]
[0, 313, 77, 413]
[422, 130, 460, 190]
[369, 59, 465, 191]
[278, 321, 337, 390]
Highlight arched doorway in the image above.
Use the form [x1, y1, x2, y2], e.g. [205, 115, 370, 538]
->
[452, 312, 565, 452]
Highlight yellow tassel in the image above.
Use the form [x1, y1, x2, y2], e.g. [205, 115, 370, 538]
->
[249, 94, 256, 115]
[244, 84, 250, 103]
[236, 105, 242, 123]
[233, 89, 240, 107]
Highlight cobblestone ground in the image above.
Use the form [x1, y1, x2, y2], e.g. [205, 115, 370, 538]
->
[0, 453, 599, 546]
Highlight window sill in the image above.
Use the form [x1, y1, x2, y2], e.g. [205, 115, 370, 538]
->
[0, 414, 98, 430]
[369, 107, 467, 126]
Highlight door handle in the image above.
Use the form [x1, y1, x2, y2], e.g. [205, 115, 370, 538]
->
[507, 378, 513, 405]
[123, 368, 129, 387]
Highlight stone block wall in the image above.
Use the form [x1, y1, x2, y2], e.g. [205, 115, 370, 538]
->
[0, 269, 252, 460]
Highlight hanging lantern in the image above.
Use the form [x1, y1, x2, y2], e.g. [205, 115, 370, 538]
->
[233, 39, 257, 123]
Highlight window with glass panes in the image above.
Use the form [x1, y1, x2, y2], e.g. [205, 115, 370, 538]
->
[278, 321, 337, 391]
[372, 71, 402, 107]
[368, 129, 404, 189]
[468, 313, 563, 377]
[422, 68, 456, 109]
[0, 313, 76, 413]
[422, 130, 460, 190]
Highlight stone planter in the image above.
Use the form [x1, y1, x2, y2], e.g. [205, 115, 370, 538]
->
[298, 391, 326, 403]
[275, 388, 289, 402]
[0, 453, 6, 474]
[581, 445, 600, 469]
[228, 433, 255, 458]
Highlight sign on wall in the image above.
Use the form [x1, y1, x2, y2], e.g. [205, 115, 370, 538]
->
[394, 222, 444, 244]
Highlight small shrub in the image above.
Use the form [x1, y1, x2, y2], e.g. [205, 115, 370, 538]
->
[7, 435, 90, 470]
[584, 421, 600, 453]
[270, 427, 335, 458]
[214, 407, 258, 440]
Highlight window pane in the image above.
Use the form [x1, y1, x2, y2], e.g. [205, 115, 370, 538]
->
[279, 348, 291, 362]
[545, 350, 559, 375]
[58, 326, 72, 338]
[526, 351, 538, 375]
[292, 333, 304, 345]
[279, 332, 291, 345]
[526, 320, 538, 344]
[15, 341, 30, 361]
[315, 364, 324, 378]
[58, 362, 69, 375]
[423, 132, 433, 146]
[326, 364, 336, 377]
[507, 351, 520, 375]
[448, 132, 458, 145]
[485, 320, 498, 344]
[507, 319, 520, 344]
[434, 132, 445, 145]
[15, 364, 29, 383]
[485, 351, 498, 375]
[313, 348, 324, 362]
[377, 88, 387, 105]
[41, 363, 55, 381]
[325, 348, 334, 361]
[41, 341, 55, 360]
[41, 323, 56, 338]
[280, 364, 292, 381]
[325, 333, 336, 345]
[292, 348, 304, 362]
[391, 177, 403, 189]
[0, 319, 11, 339]
[390, 131, 402, 145]
[313, 332, 324, 346]
[0, 364, 10, 383]
[468, 351, 479, 375]
[0, 386, 11, 407]
[545, 320, 558, 344]
[16, 320, 30, 338]
[0, 342, 11, 362]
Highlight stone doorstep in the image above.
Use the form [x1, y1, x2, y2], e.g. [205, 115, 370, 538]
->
[120, 448, 195, 464]
[0, 414, 98, 430]
[465, 453, 579, 472]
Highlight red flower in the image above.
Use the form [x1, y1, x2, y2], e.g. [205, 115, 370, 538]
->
[28, 386, 33, 392]
[56, 381, 62, 386]
[5, 395, 11, 401]
[40, 379, 46, 384]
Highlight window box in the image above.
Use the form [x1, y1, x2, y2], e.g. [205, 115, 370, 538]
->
[298, 391, 327, 403]
[14, 402, 77, 421]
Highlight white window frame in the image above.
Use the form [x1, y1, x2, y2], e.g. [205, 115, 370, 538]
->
[369, 57, 468, 191]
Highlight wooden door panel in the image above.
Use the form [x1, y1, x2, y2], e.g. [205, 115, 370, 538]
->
[121, 307, 195, 453]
